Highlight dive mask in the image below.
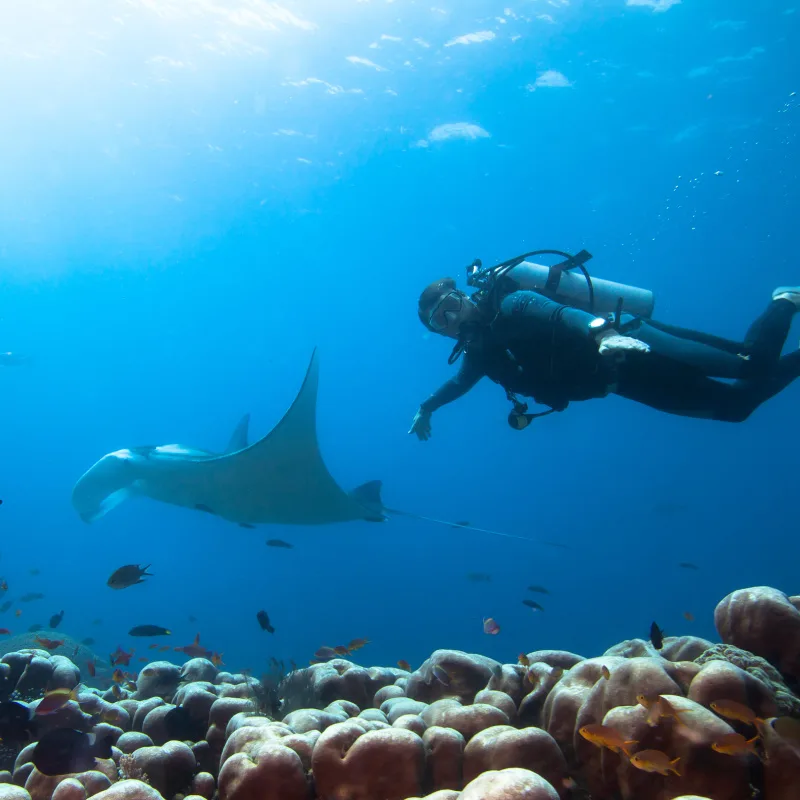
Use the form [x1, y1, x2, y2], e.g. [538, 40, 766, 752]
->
[427, 291, 464, 332]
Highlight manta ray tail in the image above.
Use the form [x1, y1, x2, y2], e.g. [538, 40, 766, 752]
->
[385, 507, 536, 543]
[225, 413, 251, 453]
[349, 480, 388, 522]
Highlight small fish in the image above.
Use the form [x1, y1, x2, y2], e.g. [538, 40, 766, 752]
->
[188, 615, 197, 623]
[129, 625, 171, 637]
[710, 699, 762, 726]
[466, 572, 491, 583]
[15, 610, 21, 617]
[174, 634, 211, 659]
[21, 593, 44, 602]
[578, 724, 637, 756]
[432, 664, 451, 686]
[34, 635, 63, 651]
[649, 621, 664, 650]
[314, 646, 338, 661]
[683, 611, 695, 622]
[527, 585, 550, 595]
[0, 600, 11, 613]
[81, 637, 95, 646]
[348, 638, 370, 650]
[678, 562, 699, 570]
[601, 665, 611, 681]
[211, 652, 224, 667]
[542, 540, 571, 550]
[112, 669, 125, 684]
[110, 685, 123, 700]
[148, 643, 160, 649]
[629, 749, 681, 776]
[35, 688, 78, 715]
[0, 700, 34, 744]
[28, 623, 42, 632]
[483, 617, 500, 635]
[711, 732, 759, 756]
[86, 660, 96, 677]
[522, 599, 544, 612]
[637, 694, 687, 727]
[29, 569, 40, 576]
[451, 520, 470, 528]
[92, 619, 102, 626]
[0, 580, 6, 592]
[239, 523, 256, 529]
[266, 539, 293, 549]
[32, 728, 113, 776]
[518, 653, 530, 667]
[159, 645, 171, 652]
[49, 610, 64, 629]
[333, 646, 350, 656]
[256, 610, 275, 634]
[107, 564, 152, 590]
[397, 659, 411, 671]
[110, 646, 134, 666]
[0, 628, 9, 635]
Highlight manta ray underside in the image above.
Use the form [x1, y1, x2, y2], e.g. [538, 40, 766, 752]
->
[71, 349, 385, 526]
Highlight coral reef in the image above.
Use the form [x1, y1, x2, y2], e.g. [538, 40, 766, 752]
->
[0, 586, 798, 799]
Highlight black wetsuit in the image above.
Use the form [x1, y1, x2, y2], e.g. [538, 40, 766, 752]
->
[419, 290, 800, 423]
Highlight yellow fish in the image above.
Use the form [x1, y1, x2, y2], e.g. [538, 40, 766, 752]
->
[630, 749, 681, 776]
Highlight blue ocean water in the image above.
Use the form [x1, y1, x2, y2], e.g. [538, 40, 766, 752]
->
[0, 0, 797, 678]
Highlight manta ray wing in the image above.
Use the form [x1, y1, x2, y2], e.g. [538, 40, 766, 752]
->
[161, 349, 374, 525]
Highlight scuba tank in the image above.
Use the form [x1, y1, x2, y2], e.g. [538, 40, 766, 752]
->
[466, 249, 655, 318]
[464, 248, 656, 430]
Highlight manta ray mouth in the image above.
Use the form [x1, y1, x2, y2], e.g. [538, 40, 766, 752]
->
[72, 450, 138, 523]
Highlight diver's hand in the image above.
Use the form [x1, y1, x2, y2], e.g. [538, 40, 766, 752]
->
[597, 333, 651, 359]
[409, 408, 432, 441]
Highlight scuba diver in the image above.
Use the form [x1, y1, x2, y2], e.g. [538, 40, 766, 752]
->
[408, 249, 800, 439]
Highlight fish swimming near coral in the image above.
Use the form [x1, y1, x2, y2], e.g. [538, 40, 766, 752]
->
[71, 351, 533, 542]
[107, 564, 152, 590]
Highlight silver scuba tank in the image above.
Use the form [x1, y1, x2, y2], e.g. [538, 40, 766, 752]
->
[506, 261, 655, 318]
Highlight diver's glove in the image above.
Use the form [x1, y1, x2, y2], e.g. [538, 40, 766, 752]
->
[596, 332, 651, 359]
[409, 408, 432, 441]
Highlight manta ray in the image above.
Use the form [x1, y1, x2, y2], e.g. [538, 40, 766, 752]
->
[72, 350, 534, 542]
[72, 349, 386, 527]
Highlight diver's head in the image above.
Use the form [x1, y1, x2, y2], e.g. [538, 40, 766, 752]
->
[418, 278, 480, 339]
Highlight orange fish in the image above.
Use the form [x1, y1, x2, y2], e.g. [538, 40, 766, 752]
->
[334, 646, 350, 656]
[0, 628, 10, 635]
[637, 694, 687, 727]
[35, 636, 64, 651]
[397, 660, 411, 671]
[36, 688, 77, 715]
[211, 652, 225, 667]
[110, 646, 134, 666]
[710, 700, 763, 726]
[86, 660, 96, 677]
[518, 653, 530, 667]
[148, 644, 160, 650]
[683, 611, 694, 622]
[601, 665, 611, 681]
[159, 645, 171, 651]
[111, 685, 123, 700]
[629, 749, 681, 776]
[174, 634, 212, 659]
[711, 733, 759, 756]
[578, 724, 637, 756]
[112, 669, 125, 684]
[348, 638, 370, 651]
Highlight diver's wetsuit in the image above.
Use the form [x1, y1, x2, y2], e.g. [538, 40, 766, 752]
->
[419, 290, 800, 422]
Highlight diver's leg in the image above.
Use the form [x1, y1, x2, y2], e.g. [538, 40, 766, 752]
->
[740, 297, 796, 363]
[613, 350, 800, 422]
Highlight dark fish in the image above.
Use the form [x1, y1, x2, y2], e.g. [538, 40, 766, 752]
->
[164, 706, 206, 742]
[81, 637, 95, 646]
[678, 562, 699, 570]
[527, 585, 550, 595]
[30, 569, 40, 576]
[0, 700, 34, 744]
[466, 572, 491, 583]
[49, 610, 64, 629]
[188, 615, 197, 623]
[266, 539, 293, 549]
[650, 621, 664, 650]
[21, 593, 44, 602]
[239, 523, 256, 529]
[522, 599, 544, 611]
[107, 564, 152, 590]
[92, 619, 102, 626]
[129, 625, 171, 637]
[314, 646, 337, 661]
[256, 610, 275, 633]
[0, 600, 12, 613]
[195, 504, 216, 514]
[32, 728, 113, 776]
[451, 520, 470, 528]
[542, 541, 571, 550]
[28, 623, 43, 632]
